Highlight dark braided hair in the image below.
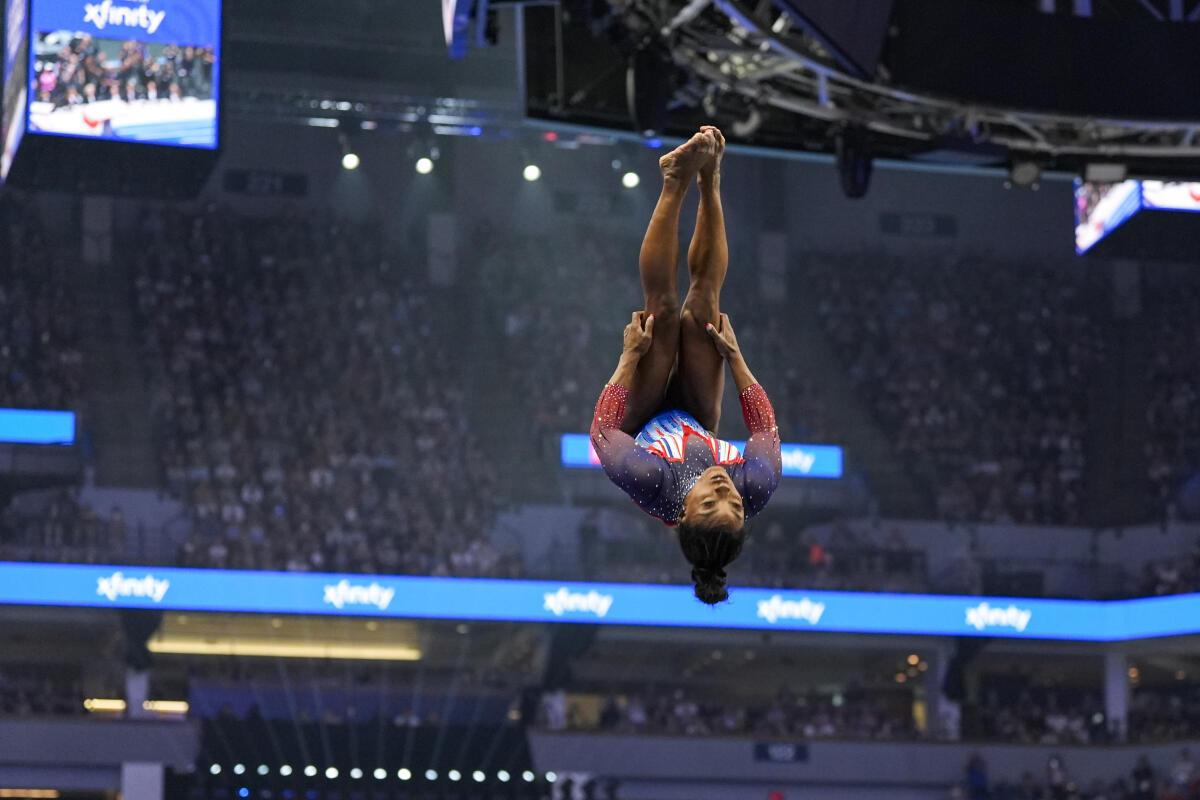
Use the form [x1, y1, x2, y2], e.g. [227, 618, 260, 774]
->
[677, 517, 745, 605]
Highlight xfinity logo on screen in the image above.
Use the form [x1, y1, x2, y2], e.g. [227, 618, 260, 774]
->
[84, 1, 167, 34]
[965, 602, 1032, 633]
[780, 448, 816, 474]
[542, 588, 614, 618]
[323, 580, 395, 611]
[96, 571, 170, 603]
[756, 594, 825, 625]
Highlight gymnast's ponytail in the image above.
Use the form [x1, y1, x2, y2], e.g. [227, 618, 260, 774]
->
[677, 519, 745, 606]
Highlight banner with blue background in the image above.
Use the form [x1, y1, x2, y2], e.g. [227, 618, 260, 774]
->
[2, 560, 1197, 641]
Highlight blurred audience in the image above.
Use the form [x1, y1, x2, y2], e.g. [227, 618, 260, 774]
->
[129, 203, 513, 578]
[0, 190, 84, 411]
[805, 251, 1106, 525]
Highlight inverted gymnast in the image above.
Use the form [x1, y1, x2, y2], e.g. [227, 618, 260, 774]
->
[589, 125, 782, 605]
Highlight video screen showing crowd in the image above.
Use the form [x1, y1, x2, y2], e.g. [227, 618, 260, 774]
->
[29, 31, 214, 146]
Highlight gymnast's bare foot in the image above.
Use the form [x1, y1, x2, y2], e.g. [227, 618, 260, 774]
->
[659, 131, 716, 186]
[698, 125, 724, 187]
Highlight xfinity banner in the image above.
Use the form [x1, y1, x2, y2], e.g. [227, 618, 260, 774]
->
[559, 434, 844, 479]
[5, 561, 1200, 641]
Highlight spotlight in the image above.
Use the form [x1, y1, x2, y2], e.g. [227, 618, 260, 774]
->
[424, 770, 438, 781]
[341, 152, 360, 171]
[522, 771, 535, 783]
[234, 764, 246, 776]
[497, 771, 510, 783]
[415, 157, 434, 175]
[373, 769, 386, 780]
[448, 770, 461, 782]
[210, 765, 222, 776]
[621, 172, 640, 189]
[280, 766, 293, 777]
[239, 790, 249, 799]
[397, 769, 412, 781]
[472, 771, 485, 783]
[324, 768, 338, 780]
[546, 772, 558, 783]
[349, 769, 362, 780]
[522, 164, 541, 182]
[1009, 160, 1041, 188]
[257, 765, 270, 776]
[304, 766, 317, 778]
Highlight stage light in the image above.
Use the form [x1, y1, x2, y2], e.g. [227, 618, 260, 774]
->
[448, 770, 461, 782]
[472, 771, 485, 783]
[415, 157, 434, 175]
[257, 765, 269, 776]
[349, 769, 362, 780]
[522, 771, 535, 783]
[239, 789, 249, 798]
[341, 153, 360, 171]
[234, 765, 246, 775]
[1009, 160, 1040, 188]
[324, 768, 338, 780]
[397, 769, 412, 781]
[304, 766, 317, 778]
[280, 766, 293, 777]
[907, 654, 919, 666]
[522, 164, 541, 182]
[373, 769, 386, 780]
[424, 770, 437, 781]
[546, 772, 558, 783]
[144, 699, 189, 714]
[210, 765, 222, 776]
[84, 698, 126, 712]
[497, 771, 510, 783]
[621, 172, 639, 189]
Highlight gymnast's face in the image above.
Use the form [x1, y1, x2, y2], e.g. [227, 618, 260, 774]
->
[682, 466, 745, 528]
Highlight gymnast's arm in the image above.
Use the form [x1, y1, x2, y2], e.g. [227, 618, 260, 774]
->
[707, 314, 782, 513]
[590, 313, 666, 502]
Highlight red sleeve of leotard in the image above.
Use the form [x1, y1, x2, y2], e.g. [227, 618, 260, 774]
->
[739, 383, 777, 434]
[590, 383, 630, 443]
[736, 383, 782, 518]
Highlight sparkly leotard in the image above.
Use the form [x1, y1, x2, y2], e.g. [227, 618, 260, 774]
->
[589, 382, 782, 525]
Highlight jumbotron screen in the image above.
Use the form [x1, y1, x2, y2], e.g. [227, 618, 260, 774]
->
[26, 0, 220, 148]
[1075, 178, 1200, 254]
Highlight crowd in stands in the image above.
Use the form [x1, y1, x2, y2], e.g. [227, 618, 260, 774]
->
[0, 190, 84, 411]
[542, 684, 915, 740]
[0, 489, 128, 564]
[35, 35, 214, 109]
[1129, 686, 1200, 744]
[129, 204, 513, 577]
[805, 251, 1106, 526]
[1143, 268, 1200, 524]
[970, 685, 1109, 745]
[955, 750, 1200, 800]
[0, 665, 86, 716]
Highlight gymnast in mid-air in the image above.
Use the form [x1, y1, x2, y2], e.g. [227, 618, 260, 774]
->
[589, 125, 782, 605]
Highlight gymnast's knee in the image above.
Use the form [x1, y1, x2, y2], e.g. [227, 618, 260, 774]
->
[645, 297, 681, 327]
[680, 304, 718, 330]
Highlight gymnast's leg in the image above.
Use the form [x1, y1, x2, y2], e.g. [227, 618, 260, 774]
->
[619, 131, 715, 434]
[679, 126, 728, 433]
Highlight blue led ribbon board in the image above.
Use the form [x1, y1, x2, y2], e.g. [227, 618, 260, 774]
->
[3, 560, 1199, 641]
[559, 434, 844, 479]
[0, 408, 75, 444]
